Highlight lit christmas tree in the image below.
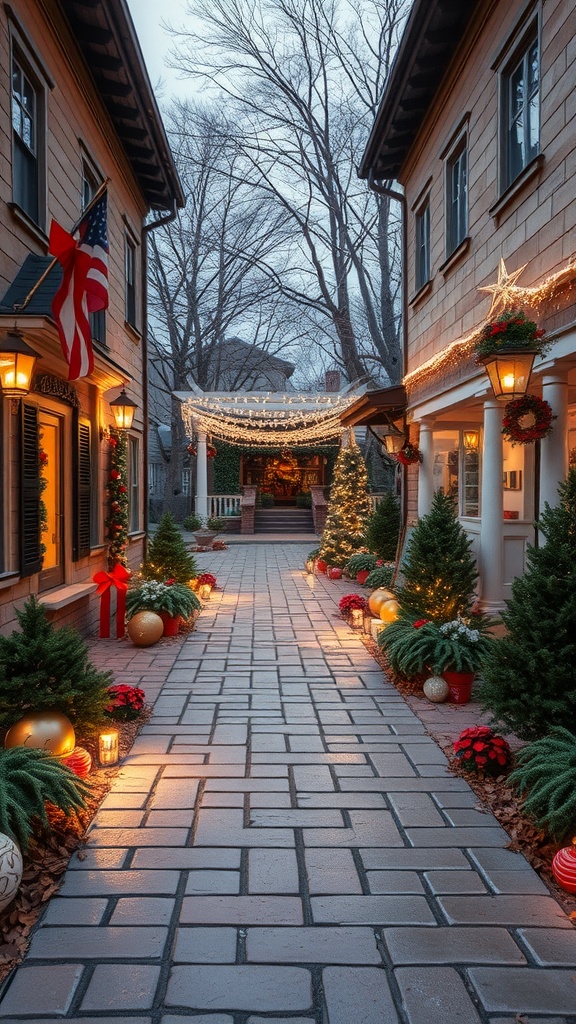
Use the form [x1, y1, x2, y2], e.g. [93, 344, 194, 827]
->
[141, 513, 198, 583]
[319, 431, 372, 567]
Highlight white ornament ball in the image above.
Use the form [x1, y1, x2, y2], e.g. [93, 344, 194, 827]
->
[423, 675, 449, 703]
[0, 832, 23, 913]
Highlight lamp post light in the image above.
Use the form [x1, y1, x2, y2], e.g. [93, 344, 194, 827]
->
[478, 351, 536, 401]
[109, 388, 138, 430]
[382, 425, 406, 454]
[463, 430, 480, 452]
[0, 330, 38, 399]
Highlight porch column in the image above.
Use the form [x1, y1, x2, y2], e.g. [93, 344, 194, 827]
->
[479, 399, 504, 612]
[417, 419, 435, 518]
[195, 428, 209, 520]
[539, 372, 568, 514]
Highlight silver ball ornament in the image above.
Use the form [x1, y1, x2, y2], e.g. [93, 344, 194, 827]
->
[0, 833, 23, 913]
[423, 675, 449, 703]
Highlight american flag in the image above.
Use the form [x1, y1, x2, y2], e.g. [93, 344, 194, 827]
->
[49, 191, 109, 380]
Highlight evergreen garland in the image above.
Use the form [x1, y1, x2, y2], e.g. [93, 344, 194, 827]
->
[508, 727, 576, 841]
[480, 468, 576, 739]
[142, 512, 198, 583]
[105, 429, 129, 568]
[319, 433, 372, 567]
[0, 598, 112, 731]
[0, 747, 89, 852]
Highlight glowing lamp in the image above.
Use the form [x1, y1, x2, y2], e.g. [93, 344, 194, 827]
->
[382, 427, 406, 454]
[99, 729, 119, 766]
[0, 331, 38, 398]
[109, 388, 138, 430]
[463, 430, 479, 451]
[350, 608, 364, 629]
[478, 351, 536, 401]
[199, 583, 212, 600]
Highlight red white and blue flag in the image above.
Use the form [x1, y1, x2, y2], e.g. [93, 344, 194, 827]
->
[49, 191, 109, 380]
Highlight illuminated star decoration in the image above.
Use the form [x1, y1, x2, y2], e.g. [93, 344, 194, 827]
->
[478, 258, 528, 318]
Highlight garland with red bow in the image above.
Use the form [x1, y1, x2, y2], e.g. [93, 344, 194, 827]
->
[105, 429, 129, 567]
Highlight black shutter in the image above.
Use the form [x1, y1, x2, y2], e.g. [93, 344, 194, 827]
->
[72, 413, 91, 560]
[20, 402, 41, 577]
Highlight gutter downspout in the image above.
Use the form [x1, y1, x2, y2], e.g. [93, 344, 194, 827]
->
[366, 173, 409, 529]
[141, 199, 179, 551]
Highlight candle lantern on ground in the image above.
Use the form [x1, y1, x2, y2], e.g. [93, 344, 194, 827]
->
[99, 729, 119, 766]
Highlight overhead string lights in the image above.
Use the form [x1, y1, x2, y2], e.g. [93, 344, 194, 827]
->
[403, 254, 576, 395]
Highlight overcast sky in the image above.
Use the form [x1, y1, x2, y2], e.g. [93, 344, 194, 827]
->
[127, 0, 191, 101]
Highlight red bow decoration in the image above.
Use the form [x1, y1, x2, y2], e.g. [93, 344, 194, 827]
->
[93, 563, 131, 639]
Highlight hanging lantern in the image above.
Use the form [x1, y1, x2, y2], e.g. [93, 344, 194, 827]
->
[0, 330, 38, 398]
[478, 351, 536, 401]
[382, 426, 406, 454]
[463, 430, 480, 451]
[109, 388, 138, 430]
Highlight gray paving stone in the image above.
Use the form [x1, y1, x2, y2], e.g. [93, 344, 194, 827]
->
[387, 791, 446, 827]
[59, 869, 180, 896]
[360, 848, 470, 870]
[67, 848, 128, 870]
[87, 826, 190, 846]
[406, 826, 510, 847]
[81, 964, 161, 1010]
[438, 895, 573, 928]
[468, 967, 576, 1014]
[297, 792, 386, 808]
[162, 1015, 233, 1023]
[467, 847, 533, 871]
[395, 966, 482, 1023]
[0, 964, 84, 1016]
[248, 848, 300, 894]
[40, 896, 108, 925]
[27, 925, 168, 959]
[293, 765, 335, 791]
[165, 965, 313, 1011]
[180, 895, 304, 925]
[322, 966, 400, 1024]
[149, 779, 199, 808]
[485, 869, 550, 895]
[185, 870, 240, 894]
[367, 871, 425, 894]
[305, 848, 363, 895]
[132, 847, 241, 869]
[424, 869, 487, 894]
[384, 926, 526, 964]
[517, 928, 576, 966]
[109, 897, 176, 925]
[173, 927, 238, 963]
[246, 1019, 314, 1024]
[311, 895, 436, 925]
[249, 808, 343, 827]
[246, 926, 381, 964]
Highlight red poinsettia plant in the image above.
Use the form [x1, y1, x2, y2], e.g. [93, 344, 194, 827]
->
[104, 684, 146, 722]
[197, 572, 217, 588]
[454, 725, 512, 776]
[475, 309, 548, 359]
[339, 594, 367, 614]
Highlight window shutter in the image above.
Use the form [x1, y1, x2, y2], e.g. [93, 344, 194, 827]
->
[73, 414, 91, 560]
[20, 402, 41, 577]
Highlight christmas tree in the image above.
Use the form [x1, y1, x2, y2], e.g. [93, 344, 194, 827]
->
[319, 432, 372, 567]
[365, 491, 400, 560]
[480, 468, 576, 740]
[0, 598, 112, 730]
[142, 512, 198, 583]
[396, 491, 478, 621]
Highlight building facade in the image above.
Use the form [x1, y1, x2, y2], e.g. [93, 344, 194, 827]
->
[0, 0, 182, 633]
[360, 0, 576, 608]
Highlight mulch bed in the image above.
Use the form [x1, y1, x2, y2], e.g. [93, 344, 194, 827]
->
[361, 629, 576, 917]
[0, 708, 151, 984]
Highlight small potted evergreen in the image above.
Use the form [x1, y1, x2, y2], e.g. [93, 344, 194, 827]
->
[126, 580, 200, 636]
[346, 552, 378, 584]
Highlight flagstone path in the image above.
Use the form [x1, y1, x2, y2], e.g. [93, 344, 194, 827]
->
[1, 543, 576, 1023]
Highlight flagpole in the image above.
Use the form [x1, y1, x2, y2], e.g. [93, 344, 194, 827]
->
[14, 177, 111, 312]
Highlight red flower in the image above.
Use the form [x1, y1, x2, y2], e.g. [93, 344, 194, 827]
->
[119, 485, 127, 493]
[165, 578, 177, 586]
[198, 573, 217, 587]
[110, 469, 121, 481]
[454, 725, 511, 775]
[339, 594, 367, 613]
[413, 619, 429, 629]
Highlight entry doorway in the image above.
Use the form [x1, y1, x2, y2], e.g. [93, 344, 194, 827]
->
[241, 450, 325, 504]
[39, 411, 64, 590]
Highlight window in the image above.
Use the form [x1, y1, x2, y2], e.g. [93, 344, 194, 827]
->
[432, 429, 481, 518]
[415, 200, 430, 291]
[502, 34, 539, 188]
[129, 437, 139, 533]
[182, 468, 192, 497]
[81, 158, 106, 345]
[445, 137, 467, 256]
[125, 237, 136, 327]
[11, 54, 40, 223]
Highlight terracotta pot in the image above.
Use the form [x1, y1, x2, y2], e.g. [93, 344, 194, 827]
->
[159, 612, 181, 637]
[328, 567, 343, 579]
[356, 570, 370, 585]
[442, 670, 475, 704]
[316, 559, 327, 574]
[193, 529, 217, 549]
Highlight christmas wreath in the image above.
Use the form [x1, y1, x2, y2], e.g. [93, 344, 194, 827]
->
[501, 394, 554, 446]
[187, 442, 217, 459]
[396, 441, 423, 466]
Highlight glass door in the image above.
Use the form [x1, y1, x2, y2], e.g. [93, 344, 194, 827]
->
[39, 411, 64, 590]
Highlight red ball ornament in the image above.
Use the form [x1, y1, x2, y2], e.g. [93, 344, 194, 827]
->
[110, 470, 121, 480]
[327, 567, 343, 579]
[316, 559, 327, 574]
[62, 746, 92, 778]
[551, 843, 576, 894]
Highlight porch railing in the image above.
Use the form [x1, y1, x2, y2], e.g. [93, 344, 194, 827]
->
[209, 494, 242, 517]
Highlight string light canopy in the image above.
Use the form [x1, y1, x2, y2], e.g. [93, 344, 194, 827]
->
[179, 391, 358, 447]
[403, 254, 576, 395]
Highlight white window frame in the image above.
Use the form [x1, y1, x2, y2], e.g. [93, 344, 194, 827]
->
[444, 131, 468, 258]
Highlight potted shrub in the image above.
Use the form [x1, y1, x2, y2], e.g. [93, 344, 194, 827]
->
[182, 514, 202, 532]
[364, 564, 395, 590]
[192, 517, 226, 550]
[346, 552, 377, 584]
[126, 580, 201, 636]
[379, 616, 493, 703]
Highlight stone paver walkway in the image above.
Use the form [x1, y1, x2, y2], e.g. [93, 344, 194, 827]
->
[1, 543, 576, 1023]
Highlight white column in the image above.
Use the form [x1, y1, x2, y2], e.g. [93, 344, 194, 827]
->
[195, 428, 209, 520]
[479, 399, 504, 612]
[417, 420, 435, 518]
[539, 372, 568, 514]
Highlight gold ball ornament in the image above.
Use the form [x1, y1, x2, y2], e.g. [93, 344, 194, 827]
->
[367, 588, 395, 616]
[423, 676, 450, 703]
[0, 832, 23, 913]
[379, 598, 400, 623]
[4, 710, 75, 757]
[127, 610, 164, 647]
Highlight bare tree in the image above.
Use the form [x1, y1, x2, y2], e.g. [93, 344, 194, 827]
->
[169, 0, 409, 384]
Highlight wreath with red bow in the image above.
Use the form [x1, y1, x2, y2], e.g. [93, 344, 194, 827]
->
[501, 394, 554, 445]
[396, 441, 423, 466]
